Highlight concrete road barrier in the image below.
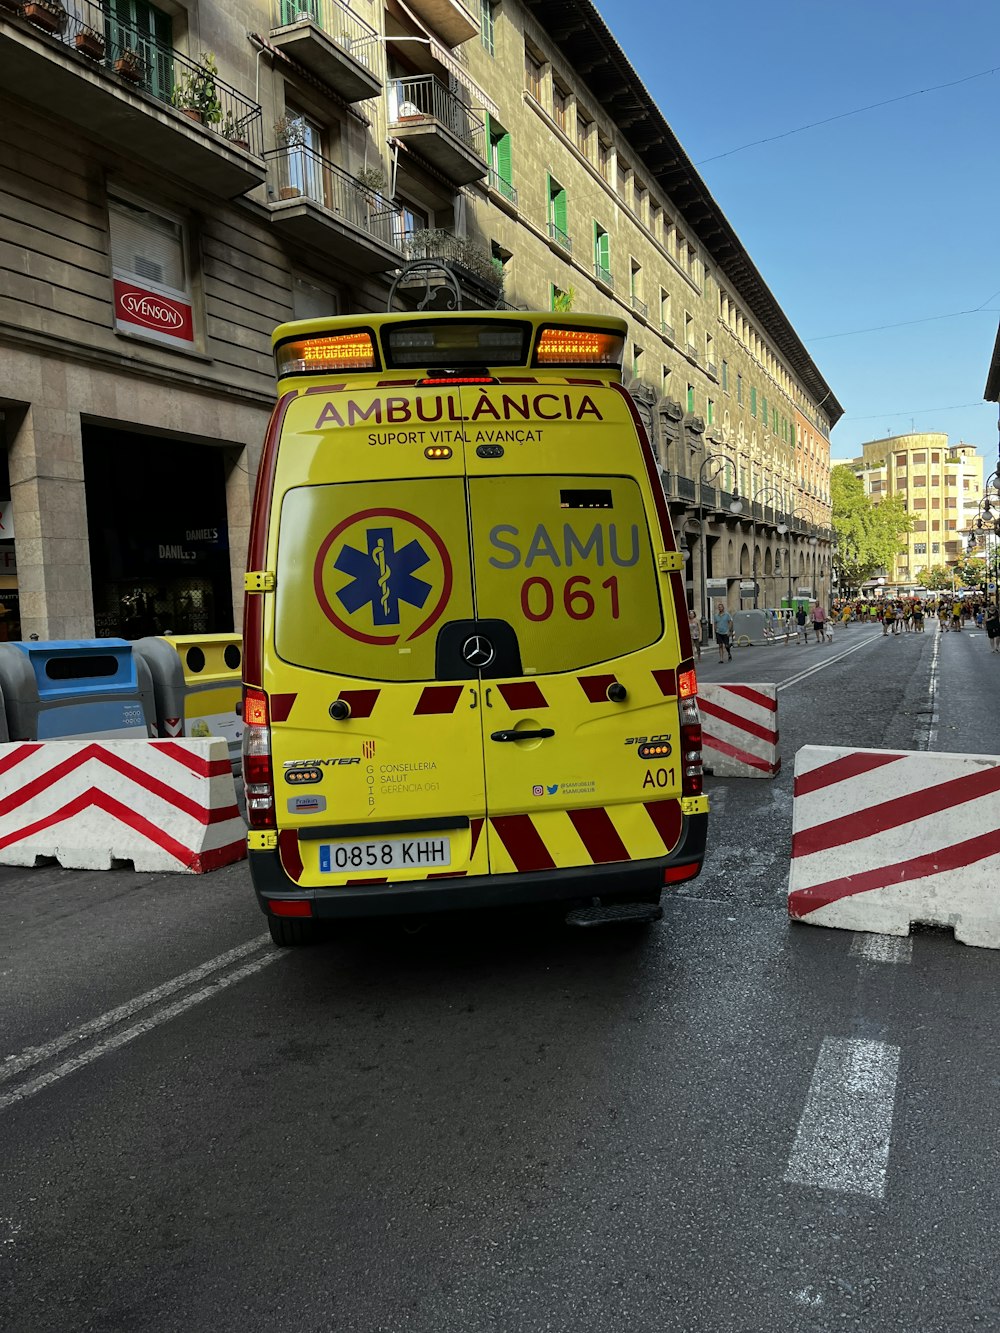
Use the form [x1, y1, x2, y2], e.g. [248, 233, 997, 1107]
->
[700, 683, 779, 778]
[0, 738, 246, 873]
[788, 745, 1000, 948]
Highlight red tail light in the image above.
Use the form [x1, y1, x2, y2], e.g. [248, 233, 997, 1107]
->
[242, 687, 275, 829]
[676, 658, 703, 797]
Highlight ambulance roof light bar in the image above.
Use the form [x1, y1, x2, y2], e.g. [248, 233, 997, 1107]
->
[275, 331, 378, 377]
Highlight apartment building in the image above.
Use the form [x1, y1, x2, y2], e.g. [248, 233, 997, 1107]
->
[851, 433, 984, 585]
[0, 0, 841, 639]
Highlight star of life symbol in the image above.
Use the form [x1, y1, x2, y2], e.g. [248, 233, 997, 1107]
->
[334, 527, 432, 627]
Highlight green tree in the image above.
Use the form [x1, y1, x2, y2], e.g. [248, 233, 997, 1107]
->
[830, 465, 912, 593]
[914, 564, 952, 590]
[957, 554, 987, 588]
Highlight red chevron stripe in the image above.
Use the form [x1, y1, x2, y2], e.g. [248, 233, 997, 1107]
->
[0, 788, 227, 867]
[157, 742, 231, 777]
[643, 799, 682, 851]
[651, 669, 676, 697]
[336, 689, 380, 719]
[789, 824, 1000, 917]
[577, 674, 617, 703]
[414, 686, 464, 715]
[470, 817, 484, 857]
[568, 807, 629, 863]
[792, 764, 1000, 859]
[723, 685, 777, 713]
[0, 744, 43, 776]
[491, 814, 555, 872]
[699, 698, 777, 745]
[704, 733, 777, 774]
[497, 681, 548, 710]
[0, 745, 237, 824]
[794, 750, 905, 797]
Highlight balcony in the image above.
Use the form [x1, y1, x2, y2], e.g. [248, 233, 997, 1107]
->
[594, 263, 614, 290]
[631, 294, 648, 319]
[0, 0, 264, 197]
[661, 320, 675, 341]
[266, 146, 403, 273]
[397, 227, 503, 310]
[487, 166, 517, 207]
[547, 220, 572, 253]
[400, 0, 478, 47]
[388, 75, 486, 184]
[268, 0, 382, 103]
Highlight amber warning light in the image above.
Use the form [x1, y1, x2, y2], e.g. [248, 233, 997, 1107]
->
[535, 327, 624, 367]
[276, 332, 376, 376]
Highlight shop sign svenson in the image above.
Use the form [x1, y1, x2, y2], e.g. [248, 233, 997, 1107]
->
[113, 279, 195, 349]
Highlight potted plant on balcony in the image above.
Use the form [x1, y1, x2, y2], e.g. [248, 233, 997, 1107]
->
[114, 47, 144, 83]
[23, 0, 68, 33]
[74, 26, 107, 59]
[273, 114, 306, 199]
[172, 52, 223, 126]
[220, 112, 250, 152]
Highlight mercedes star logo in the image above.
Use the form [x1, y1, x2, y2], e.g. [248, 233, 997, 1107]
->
[462, 635, 495, 668]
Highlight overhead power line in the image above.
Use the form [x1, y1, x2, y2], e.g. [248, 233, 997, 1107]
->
[806, 306, 999, 343]
[841, 402, 990, 423]
[695, 65, 1000, 166]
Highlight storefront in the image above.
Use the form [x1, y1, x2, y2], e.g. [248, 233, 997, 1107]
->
[83, 426, 235, 639]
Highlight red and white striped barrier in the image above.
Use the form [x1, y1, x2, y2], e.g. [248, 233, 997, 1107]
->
[0, 739, 245, 873]
[700, 683, 780, 778]
[788, 745, 1000, 948]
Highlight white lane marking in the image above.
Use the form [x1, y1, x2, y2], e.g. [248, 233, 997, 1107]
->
[849, 933, 913, 964]
[924, 628, 941, 750]
[0, 935, 271, 1087]
[776, 632, 883, 692]
[0, 951, 281, 1113]
[784, 1037, 900, 1199]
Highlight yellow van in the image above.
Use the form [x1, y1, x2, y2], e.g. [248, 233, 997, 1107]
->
[243, 312, 709, 943]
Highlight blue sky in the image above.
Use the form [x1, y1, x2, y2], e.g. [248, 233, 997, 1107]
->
[607, 0, 1000, 465]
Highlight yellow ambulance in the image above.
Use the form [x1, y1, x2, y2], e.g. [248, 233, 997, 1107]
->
[243, 312, 709, 943]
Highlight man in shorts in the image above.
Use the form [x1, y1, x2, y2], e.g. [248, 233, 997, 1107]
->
[713, 601, 733, 663]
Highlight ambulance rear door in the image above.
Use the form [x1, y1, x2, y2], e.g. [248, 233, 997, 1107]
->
[461, 380, 686, 879]
[266, 385, 490, 889]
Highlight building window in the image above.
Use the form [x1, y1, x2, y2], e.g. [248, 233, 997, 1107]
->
[913, 543, 927, 554]
[659, 288, 672, 336]
[750, 386, 757, 417]
[552, 80, 569, 131]
[630, 260, 644, 315]
[721, 359, 729, 391]
[684, 311, 694, 353]
[661, 365, 671, 394]
[576, 108, 592, 157]
[707, 398, 714, 425]
[597, 137, 611, 181]
[480, 0, 496, 55]
[108, 0, 173, 99]
[108, 194, 195, 350]
[486, 115, 514, 200]
[912, 498, 926, 509]
[913, 452, 926, 464]
[687, 384, 695, 413]
[913, 475, 926, 486]
[547, 175, 569, 248]
[737, 372, 743, 405]
[593, 222, 611, 284]
[617, 159, 631, 206]
[634, 182, 647, 224]
[551, 283, 570, 312]
[632, 344, 643, 379]
[525, 48, 544, 100]
[761, 394, 767, 426]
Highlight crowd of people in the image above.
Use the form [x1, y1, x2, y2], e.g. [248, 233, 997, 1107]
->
[831, 596, 1000, 649]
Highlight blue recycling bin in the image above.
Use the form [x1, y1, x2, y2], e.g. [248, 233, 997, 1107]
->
[0, 640, 155, 741]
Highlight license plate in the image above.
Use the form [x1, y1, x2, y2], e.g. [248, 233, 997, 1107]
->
[319, 837, 452, 874]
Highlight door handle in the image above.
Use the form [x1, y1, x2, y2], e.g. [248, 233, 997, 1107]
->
[490, 728, 555, 742]
[469, 688, 479, 710]
[485, 687, 493, 709]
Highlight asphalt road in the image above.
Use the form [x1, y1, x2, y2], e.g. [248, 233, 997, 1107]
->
[2, 621, 999, 1333]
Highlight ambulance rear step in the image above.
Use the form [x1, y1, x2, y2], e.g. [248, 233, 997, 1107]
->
[565, 899, 663, 927]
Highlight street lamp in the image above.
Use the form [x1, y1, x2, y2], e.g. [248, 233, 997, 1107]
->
[698, 452, 743, 633]
[784, 507, 817, 610]
[748, 483, 788, 609]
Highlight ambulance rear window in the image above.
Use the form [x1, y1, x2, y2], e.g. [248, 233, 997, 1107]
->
[383, 319, 530, 368]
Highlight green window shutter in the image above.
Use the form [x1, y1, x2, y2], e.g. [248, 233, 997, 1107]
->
[553, 188, 568, 235]
[750, 386, 757, 416]
[282, 0, 319, 19]
[595, 227, 609, 271]
[483, 110, 492, 147]
[495, 132, 512, 188]
[687, 385, 695, 412]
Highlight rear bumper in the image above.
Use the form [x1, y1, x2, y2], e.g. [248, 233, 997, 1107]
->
[249, 812, 708, 920]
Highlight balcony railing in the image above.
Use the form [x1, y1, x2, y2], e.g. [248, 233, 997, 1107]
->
[399, 227, 503, 294]
[12, 0, 264, 156]
[594, 263, 614, 289]
[388, 74, 484, 154]
[707, 360, 718, 378]
[661, 320, 675, 340]
[547, 220, 572, 252]
[631, 295, 648, 318]
[487, 167, 517, 205]
[271, 0, 382, 73]
[267, 145, 401, 250]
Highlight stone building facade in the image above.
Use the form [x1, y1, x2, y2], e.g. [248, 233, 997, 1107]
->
[0, 0, 840, 640]
[850, 433, 984, 586]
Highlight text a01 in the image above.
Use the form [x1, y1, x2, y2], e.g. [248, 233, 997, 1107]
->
[319, 837, 452, 872]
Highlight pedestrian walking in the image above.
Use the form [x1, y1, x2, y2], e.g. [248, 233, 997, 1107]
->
[987, 604, 1000, 654]
[688, 607, 702, 661]
[713, 602, 733, 663]
[795, 604, 809, 644]
[810, 601, 827, 643]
